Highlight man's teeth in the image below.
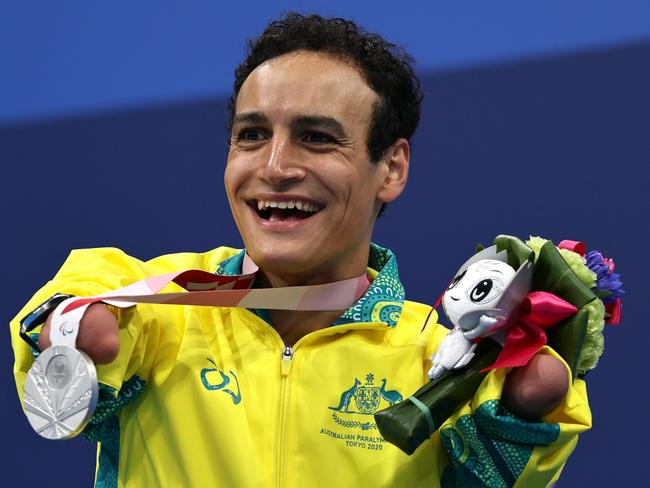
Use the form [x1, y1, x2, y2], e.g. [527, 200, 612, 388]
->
[256, 200, 320, 213]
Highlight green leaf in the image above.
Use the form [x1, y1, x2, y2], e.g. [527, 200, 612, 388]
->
[533, 242, 595, 307]
[545, 308, 589, 380]
[494, 235, 535, 270]
[375, 341, 500, 454]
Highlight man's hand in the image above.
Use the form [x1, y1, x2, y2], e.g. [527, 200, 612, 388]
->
[502, 353, 569, 420]
[38, 303, 120, 364]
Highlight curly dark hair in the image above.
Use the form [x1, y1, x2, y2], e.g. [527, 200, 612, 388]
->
[229, 12, 422, 163]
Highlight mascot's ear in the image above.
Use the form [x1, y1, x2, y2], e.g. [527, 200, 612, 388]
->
[455, 245, 507, 278]
[495, 260, 533, 323]
[475, 243, 485, 253]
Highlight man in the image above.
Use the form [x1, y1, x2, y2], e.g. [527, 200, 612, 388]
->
[11, 13, 589, 487]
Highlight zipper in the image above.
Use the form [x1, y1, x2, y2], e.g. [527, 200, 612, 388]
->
[281, 346, 294, 376]
[276, 345, 293, 487]
[259, 317, 386, 488]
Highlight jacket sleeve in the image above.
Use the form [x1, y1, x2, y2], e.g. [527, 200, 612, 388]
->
[9, 247, 185, 438]
[426, 326, 591, 488]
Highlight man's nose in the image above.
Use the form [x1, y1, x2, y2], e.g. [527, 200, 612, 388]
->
[258, 135, 306, 186]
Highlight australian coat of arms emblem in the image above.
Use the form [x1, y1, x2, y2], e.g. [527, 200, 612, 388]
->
[329, 373, 403, 415]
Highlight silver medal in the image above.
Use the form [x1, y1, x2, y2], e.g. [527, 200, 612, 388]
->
[23, 345, 98, 440]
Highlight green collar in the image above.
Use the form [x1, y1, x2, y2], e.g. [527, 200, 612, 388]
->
[215, 243, 405, 327]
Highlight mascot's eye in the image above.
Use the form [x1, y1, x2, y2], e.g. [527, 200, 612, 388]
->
[469, 279, 493, 302]
[448, 270, 467, 290]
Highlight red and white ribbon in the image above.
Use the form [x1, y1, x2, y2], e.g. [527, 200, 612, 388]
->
[49, 254, 370, 347]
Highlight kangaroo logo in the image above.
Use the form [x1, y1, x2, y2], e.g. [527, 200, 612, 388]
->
[329, 379, 361, 413]
[329, 373, 402, 415]
[200, 358, 241, 405]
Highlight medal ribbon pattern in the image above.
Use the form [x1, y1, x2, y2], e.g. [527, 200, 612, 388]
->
[49, 253, 370, 347]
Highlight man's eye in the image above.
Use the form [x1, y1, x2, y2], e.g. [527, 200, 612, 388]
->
[303, 131, 334, 144]
[237, 129, 265, 142]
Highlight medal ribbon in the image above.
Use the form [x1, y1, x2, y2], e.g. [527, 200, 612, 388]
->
[49, 254, 371, 348]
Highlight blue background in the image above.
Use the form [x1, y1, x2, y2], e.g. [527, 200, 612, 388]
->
[2, 1, 648, 485]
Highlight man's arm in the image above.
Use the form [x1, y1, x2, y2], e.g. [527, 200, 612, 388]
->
[423, 319, 590, 487]
[38, 302, 120, 364]
[502, 353, 569, 420]
[9, 247, 170, 431]
[435, 347, 590, 487]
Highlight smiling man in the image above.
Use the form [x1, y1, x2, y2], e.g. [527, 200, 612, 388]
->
[11, 13, 590, 487]
[225, 47, 410, 345]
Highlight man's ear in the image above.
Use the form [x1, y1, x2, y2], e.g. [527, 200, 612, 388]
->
[376, 138, 410, 203]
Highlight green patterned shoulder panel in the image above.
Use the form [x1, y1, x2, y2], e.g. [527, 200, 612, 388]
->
[83, 376, 146, 442]
[336, 243, 405, 327]
[441, 400, 560, 488]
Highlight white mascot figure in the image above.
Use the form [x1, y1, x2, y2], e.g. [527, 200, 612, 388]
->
[428, 246, 532, 380]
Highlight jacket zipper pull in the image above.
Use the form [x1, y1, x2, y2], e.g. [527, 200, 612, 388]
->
[281, 346, 294, 376]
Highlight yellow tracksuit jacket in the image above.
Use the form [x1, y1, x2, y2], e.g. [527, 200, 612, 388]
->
[10, 244, 591, 487]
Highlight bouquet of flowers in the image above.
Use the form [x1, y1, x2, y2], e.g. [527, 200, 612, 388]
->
[374, 235, 624, 454]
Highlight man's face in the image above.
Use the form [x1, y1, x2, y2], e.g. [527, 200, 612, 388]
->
[225, 51, 399, 284]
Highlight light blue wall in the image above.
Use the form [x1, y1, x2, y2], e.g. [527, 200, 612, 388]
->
[2, 0, 650, 125]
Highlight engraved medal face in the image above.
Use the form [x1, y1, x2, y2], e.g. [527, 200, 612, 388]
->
[23, 345, 98, 440]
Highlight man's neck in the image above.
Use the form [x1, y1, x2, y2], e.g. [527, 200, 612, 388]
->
[254, 254, 371, 345]
[268, 309, 345, 346]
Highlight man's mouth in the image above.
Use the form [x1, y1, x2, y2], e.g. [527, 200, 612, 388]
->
[250, 199, 323, 222]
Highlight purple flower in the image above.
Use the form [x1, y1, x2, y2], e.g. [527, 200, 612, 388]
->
[586, 250, 625, 303]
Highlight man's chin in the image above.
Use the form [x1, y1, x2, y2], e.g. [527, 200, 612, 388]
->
[247, 246, 314, 276]
[248, 246, 308, 274]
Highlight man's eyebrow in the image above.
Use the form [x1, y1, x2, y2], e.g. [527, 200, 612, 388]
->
[490, 269, 504, 274]
[291, 115, 347, 138]
[232, 112, 348, 138]
[232, 111, 269, 126]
